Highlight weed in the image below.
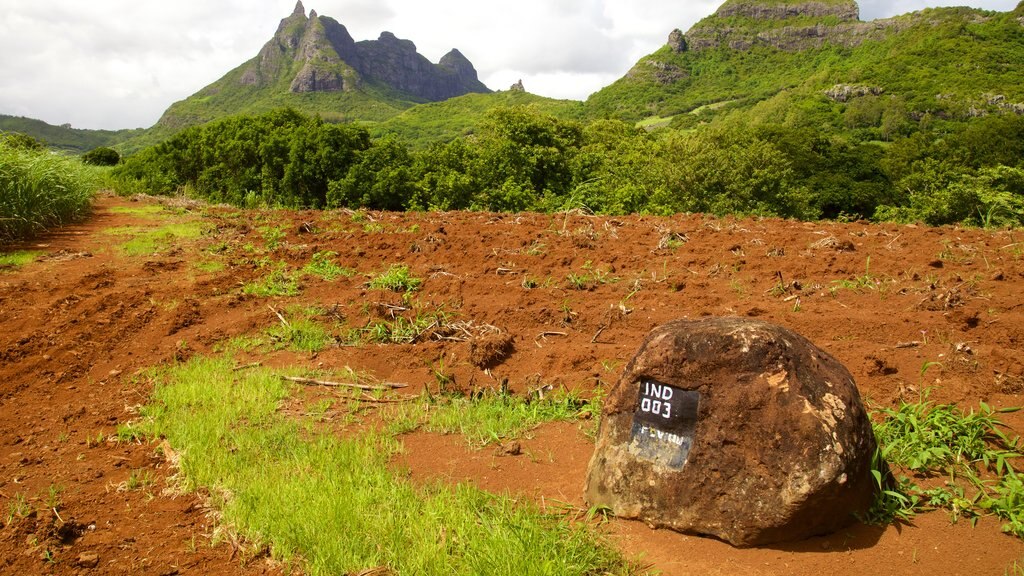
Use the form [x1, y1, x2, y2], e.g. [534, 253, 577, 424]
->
[268, 318, 333, 353]
[830, 257, 891, 295]
[368, 264, 422, 292]
[521, 276, 540, 289]
[867, 393, 1024, 534]
[258, 225, 287, 250]
[44, 484, 64, 510]
[351, 309, 448, 345]
[525, 240, 547, 256]
[86, 431, 107, 447]
[729, 278, 746, 297]
[119, 469, 155, 492]
[243, 265, 300, 297]
[566, 272, 592, 291]
[5, 492, 31, 525]
[303, 251, 354, 281]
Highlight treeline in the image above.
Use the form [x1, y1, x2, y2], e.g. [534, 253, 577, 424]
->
[113, 107, 1024, 226]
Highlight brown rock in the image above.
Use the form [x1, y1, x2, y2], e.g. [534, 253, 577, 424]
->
[584, 317, 877, 546]
[77, 551, 99, 568]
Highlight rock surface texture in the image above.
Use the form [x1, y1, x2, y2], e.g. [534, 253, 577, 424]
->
[585, 317, 877, 546]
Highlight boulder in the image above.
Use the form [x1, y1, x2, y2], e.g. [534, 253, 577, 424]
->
[584, 317, 877, 546]
[668, 29, 688, 53]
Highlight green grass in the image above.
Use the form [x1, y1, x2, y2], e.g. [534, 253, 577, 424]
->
[349, 309, 448, 345]
[0, 250, 42, 271]
[0, 138, 97, 243]
[108, 205, 171, 217]
[268, 316, 334, 353]
[136, 356, 636, 575]
[194, 260, 226, 273]
[386, 389, 592, 447]
[367, 264, 422, 292]
[303, 251, 355, 281]
[866, 393, 1024, 536]
[243, 265, 301, 297]
[106, 222, 208, 256]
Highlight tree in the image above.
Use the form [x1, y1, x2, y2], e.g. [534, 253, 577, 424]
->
[81, 146, 121, 166]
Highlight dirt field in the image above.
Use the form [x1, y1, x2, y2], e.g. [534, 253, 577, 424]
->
[2, 193, 1024, 575]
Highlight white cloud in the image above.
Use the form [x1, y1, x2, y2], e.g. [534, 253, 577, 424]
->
[0, 0, 1018, 129]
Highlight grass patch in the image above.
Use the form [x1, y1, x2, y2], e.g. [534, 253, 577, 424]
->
[108, 205, 170, 217]
[866, 393, 1024, 536]
[303, 251, 355, 281]
[114, 222, 208, 256]
[0, 139, 97, 243]
[347, 307, 448, 345]
[243, 265, 300, 297]
[194, 260, 226, 273]
[387, 389, 592, 447]
[0, 250, 42, 271]
[268, 317, 334, 353]
[136, 357, 635, 575]
[368, 264, 422, 292]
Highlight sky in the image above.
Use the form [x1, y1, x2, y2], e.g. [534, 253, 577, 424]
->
[0, 0, 1018, 130]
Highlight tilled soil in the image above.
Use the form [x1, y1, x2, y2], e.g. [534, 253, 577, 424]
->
[2, 193, 1024, 575]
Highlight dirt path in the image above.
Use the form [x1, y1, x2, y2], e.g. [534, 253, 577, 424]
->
[2, 193, 1023, 575]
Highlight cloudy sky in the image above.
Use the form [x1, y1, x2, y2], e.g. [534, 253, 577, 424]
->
[0, 0, 1017, 130]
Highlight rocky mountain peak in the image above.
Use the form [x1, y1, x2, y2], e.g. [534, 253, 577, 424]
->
[238, 4, 490, 101]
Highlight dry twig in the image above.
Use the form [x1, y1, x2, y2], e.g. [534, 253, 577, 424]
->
[281, 375, 407, 391]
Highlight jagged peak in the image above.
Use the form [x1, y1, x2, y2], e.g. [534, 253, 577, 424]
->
[375, 31, 417, 52]
[309, 9, 318, 19]
[439, 48, 470, 66]
[292, 1, 305, 16]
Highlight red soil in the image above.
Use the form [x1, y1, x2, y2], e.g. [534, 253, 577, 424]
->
[2, 193, 1023, 575]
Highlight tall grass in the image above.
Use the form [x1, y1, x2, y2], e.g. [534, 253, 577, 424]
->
[140, 357, 634, 575]
[0, 139, 97, 243]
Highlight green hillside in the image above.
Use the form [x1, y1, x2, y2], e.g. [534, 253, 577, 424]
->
[587, 3, 1024, 127]
[0, 115, 143, 154]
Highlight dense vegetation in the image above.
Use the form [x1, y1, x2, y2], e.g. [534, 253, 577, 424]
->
[0, 132, 98, 243]
[112, 104, 1024, 226]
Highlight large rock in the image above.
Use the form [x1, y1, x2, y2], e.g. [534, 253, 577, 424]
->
[584, 317, 877, 546]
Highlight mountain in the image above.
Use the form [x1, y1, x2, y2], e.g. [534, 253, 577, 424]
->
[153, 1, 490, 133]
[587, 0, 1024, 125]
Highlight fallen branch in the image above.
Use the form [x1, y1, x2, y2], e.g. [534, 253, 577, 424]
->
[268, 305, 289, 327]
[895, 341, 922, 349]
[281, 375, 407, 391]
[591, 326, 607, 344]
[232, 362, 262, 372]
